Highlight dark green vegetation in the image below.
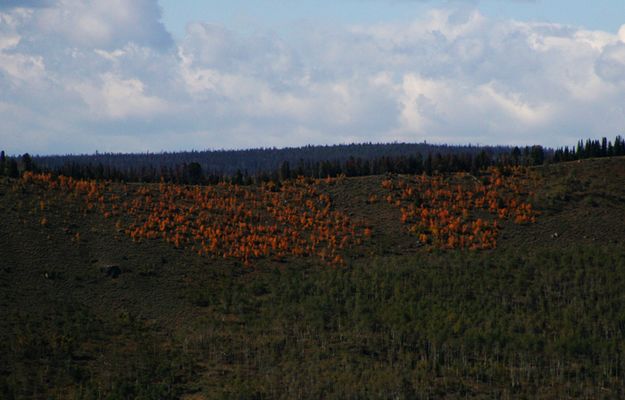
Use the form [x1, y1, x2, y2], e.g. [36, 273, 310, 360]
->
[1, 157, 625, 399]
[29, 142, 515, 182]
[5, 136, 621, 185]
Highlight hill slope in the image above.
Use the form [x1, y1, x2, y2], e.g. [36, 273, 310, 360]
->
[1, 157, 625, 399]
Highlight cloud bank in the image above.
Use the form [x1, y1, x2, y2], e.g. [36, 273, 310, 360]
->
[1, 0, 624, 154]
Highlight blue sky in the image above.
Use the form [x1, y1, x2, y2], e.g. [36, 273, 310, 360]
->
[1, 1, 624, 154]
[159, 0, 625, 38]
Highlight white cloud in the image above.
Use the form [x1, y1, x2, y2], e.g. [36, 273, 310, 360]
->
[1, 1, 625, 154]
[0, 51, 46, 83]
[595, 43, 625, 83]
[72, 73, 169, 119]
[0, 34, 20, 50]
[619, 24, 625, 43]
[0, 14, 46, 85]
[33, 0, 172, 49]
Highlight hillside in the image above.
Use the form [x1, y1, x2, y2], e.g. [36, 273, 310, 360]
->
[1, 157, 625, 399]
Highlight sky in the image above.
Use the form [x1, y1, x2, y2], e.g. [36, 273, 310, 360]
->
[1, 1, 624, 155]
[160, 1, 625, 39]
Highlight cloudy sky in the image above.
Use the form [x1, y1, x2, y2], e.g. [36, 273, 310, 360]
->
[1, 1, 624, 155]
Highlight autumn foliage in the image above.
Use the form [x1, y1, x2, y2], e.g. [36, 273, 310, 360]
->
[19, 172, 364, 265]
[381, 167, 538, 250]
[18, 166, 539, 262]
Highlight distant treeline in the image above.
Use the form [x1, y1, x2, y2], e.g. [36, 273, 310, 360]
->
[553, 136, 625, 162]
[0, 143, 530, 184]
[1, 136, 623, 184]
[31, 142, 511, 181]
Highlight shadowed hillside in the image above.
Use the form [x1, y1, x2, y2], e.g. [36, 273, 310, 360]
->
[1, 157, 625, 399]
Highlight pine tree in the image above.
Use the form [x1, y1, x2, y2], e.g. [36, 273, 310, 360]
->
[21, 153, 33, 172]
[186, 162, 203, 185]
[279, 161, 291, 181]
[530, 145, 544, 165]
[511, 146, 521, 165]
[7, 159, 18, 178]
[424, 153, 433, 176]
[0, 150, 5, 176]
[232, 169, 243, 185]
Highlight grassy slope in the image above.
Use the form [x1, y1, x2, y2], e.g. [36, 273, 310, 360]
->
[1, 157, 625, 399]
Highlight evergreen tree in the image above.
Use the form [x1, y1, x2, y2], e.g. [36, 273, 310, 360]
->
[7, 159, 18, 178]
[530, 145, 544, 165]
[231, 169, 244, 185]
[474, 150, 491, 171]
[614, 135, 624, 156]
[21, 153, 33, 172]
[0, 150, 5, 176]
[187, 162, 203, 185]
[424, 153, 433, 176]
[511, 146, 521, 165]
[279, 161, 291, 181]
